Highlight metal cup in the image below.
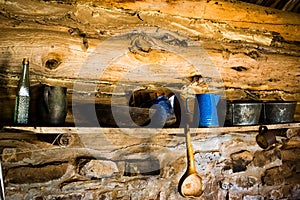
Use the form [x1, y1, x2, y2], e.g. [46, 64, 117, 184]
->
[256, 125, 277, 149]
[37, 84, 67, 126]
[144, 95, 176, 127]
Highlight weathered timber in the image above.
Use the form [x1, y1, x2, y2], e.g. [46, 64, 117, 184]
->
[0, 0, 299, 125]
[1, 123, 299, 161]
[4, 122, 300, 139]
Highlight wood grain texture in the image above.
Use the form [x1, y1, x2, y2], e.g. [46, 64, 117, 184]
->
[0, 0, 299, 124]
[1, 123, 299, 160]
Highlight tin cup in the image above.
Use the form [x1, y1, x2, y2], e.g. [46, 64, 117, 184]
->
[256, 125, 277, 149]
[37, 84, 67, 126]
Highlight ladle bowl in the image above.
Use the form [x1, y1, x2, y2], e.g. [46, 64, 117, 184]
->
[178, 124, 203, 198]
[179, 173, 203, 197]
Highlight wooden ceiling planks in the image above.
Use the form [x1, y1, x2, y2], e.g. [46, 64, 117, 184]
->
[240, 0, 300, 13]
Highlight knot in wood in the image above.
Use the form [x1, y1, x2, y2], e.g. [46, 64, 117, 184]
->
[129, 34, 154, 55]
[45, 59, 61, 70]
[43, 53, 63, 70]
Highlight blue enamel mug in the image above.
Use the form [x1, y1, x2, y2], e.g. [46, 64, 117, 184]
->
[186, 94, 220, 127]
[141, 95, 176, 127]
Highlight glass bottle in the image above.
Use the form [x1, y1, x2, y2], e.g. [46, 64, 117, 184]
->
[14, 58, 30, 124]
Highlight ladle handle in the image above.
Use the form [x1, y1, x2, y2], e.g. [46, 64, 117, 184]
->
[185, 124, 197, 174]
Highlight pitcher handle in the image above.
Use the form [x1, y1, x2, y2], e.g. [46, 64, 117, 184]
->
[186, 97, 194, 113]
[259, 125, 268, 135]
[44, 86, 50, 113]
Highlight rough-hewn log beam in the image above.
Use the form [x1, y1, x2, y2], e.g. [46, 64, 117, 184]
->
[0, 0, 299, 124]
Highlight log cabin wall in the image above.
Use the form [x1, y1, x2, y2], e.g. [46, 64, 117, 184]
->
[0, 0, 299, 124]
[0, 0, 299, 199]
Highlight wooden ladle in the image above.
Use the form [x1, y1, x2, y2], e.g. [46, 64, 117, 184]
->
[178, 124, 203, 198]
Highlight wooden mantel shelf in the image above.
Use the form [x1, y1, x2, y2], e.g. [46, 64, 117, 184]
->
[1, 123, 299, 150]
[3, 122, 300, 136]
[1, 123, 299, 155]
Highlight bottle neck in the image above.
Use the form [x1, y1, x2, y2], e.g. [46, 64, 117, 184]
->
[20, 62, 30, 87]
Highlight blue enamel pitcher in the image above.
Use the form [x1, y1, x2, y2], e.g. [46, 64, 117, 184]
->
[187, 93, 221, 127]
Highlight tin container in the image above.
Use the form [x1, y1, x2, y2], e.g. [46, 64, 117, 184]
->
[225, 101, 263, 126]
[261, 101, 296, 124]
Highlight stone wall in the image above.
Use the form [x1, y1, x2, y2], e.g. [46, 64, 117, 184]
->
[1, 126, 299, 199]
